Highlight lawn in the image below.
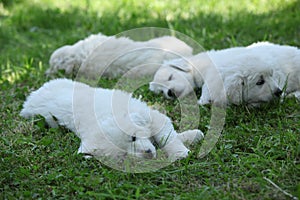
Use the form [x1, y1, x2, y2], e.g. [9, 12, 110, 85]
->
[0, 0, 299, 199]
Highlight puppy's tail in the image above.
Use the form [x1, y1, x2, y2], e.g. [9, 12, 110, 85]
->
[20, 93, 37, 119]
[20, 89, 59, 128]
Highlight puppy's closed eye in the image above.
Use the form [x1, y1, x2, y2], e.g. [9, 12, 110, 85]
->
[168, 74, 173, 81]
[256, 76, 265, 85]
[131, 136, 136, 142]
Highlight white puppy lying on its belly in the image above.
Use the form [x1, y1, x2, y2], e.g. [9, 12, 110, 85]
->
[46, 33, 193, 78]
[150, 42, 300, 105]
[20, 79, 203, 162]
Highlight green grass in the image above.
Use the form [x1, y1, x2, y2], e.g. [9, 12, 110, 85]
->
[1, 0, 300, 199]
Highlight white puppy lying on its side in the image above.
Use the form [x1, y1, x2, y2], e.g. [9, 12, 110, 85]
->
[20, 79, 203, 162]
[150, 42, 299, 105]
[198, 54, 282, 106]
[46, 33, 193, 78]
[150, 46, 247, 99]
[246, 42, 300, 98]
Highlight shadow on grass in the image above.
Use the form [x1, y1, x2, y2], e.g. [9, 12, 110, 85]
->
[0, 0, 24, 7]
[1, 0, 299, 47]
[0, 0, 299, 82]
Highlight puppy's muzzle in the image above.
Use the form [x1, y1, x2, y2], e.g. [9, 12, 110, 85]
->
[274, 88, 282, 97]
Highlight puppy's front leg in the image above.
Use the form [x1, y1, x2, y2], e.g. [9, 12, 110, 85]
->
[198, 83, 211, 105]
[177, 129, 204, 146]
[159, 133, 190, 162]
[153, 124, 190, 161]
[150, 110, 190, 161]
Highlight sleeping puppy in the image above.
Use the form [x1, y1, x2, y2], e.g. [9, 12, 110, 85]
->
[149, 58, 199, 99]
[46, 33, 193, 78]
[203, 42, 299, 105]
[149, 46, 248, 99]
[20, 79, 203, 162]
[246, 42, 300, 99]
[150, 42, 299, 105]
[198, 54, 282, 106]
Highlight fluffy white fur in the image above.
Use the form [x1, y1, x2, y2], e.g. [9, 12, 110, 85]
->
[150, 46, 248, 99]
[198, 54, 282, 105]
[150, 42, 300, 105]
[246, 42, 300, 96]
[46, 33, 193, 78]
[20, 79, 203, 162]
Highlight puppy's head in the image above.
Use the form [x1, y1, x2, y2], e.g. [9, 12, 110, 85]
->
[100, 113, 157, 160]
[110, 133, 156, 160]
[149, 60, 195, 99]
[125, 134, 157, 159]
[224, 66, 282, 105]
[110, 112, 156, 158]
[47, 45, 80, 75]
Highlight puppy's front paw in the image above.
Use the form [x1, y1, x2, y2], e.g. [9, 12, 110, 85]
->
[178, 129, 204, 146]
[167, 149, 190, 162]
[161, 138, 190, 162]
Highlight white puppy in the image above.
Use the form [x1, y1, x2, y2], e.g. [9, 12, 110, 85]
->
[46, 33, 193, 78]
[246, 42, 300, 98]
[150, 42, 299, 105]
[198, 54, 282, 106]
[20, 79, 203, 162]
[149, 47, 247, 99]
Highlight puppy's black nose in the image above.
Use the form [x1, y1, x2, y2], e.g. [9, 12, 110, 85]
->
[145, 149, 152, 154]
[144, 149, 154, 159]
[274, 88, 282, 97]
[167, 89, 176, 98]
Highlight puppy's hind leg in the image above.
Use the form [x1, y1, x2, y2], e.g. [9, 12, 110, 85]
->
[44, 115, 59, 128]
[20, 108, 59, 128]
[78, 142, 93, 159]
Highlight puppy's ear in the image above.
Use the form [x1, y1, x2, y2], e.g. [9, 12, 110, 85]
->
[165, 60, 192, 72]
[225, 73, 245, 104]
[149, 82, 159, 92]
[169, 64, 191, 72]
